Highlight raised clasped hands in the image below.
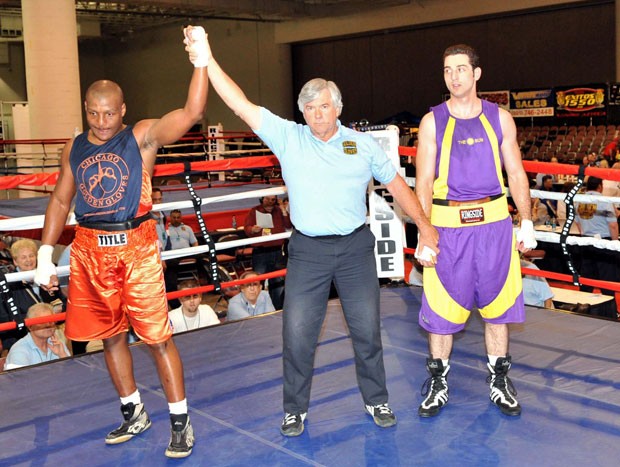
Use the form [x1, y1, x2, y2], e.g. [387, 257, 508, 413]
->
[183, 25, 211, 68]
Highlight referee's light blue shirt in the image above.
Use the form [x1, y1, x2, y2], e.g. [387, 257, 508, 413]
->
[254, 108, 397, 237]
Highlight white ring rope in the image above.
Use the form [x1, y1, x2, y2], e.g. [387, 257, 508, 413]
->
[5, 231, 292, 284]
[0, 186, 287, 231]
[3, 169, 620, 284]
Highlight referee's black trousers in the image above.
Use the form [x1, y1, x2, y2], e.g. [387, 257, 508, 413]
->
[282, 226, 389, 415]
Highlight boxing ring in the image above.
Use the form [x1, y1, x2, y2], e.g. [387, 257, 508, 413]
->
[2, 133, 620, 465]
[2, 287, 620, 466]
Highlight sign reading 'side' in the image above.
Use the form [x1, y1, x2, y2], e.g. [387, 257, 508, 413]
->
[366, 126, 405, 279]
[369, 190, 405, 277]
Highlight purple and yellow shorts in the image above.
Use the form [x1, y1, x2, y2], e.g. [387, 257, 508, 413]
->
[65, 218, 172, 344]
[419, 197, 525, 334]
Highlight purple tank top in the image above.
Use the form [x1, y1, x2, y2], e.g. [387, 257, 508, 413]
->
[432, 100, 505, 201]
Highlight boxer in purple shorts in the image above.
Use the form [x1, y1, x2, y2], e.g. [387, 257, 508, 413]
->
[415, 44, 537, 418]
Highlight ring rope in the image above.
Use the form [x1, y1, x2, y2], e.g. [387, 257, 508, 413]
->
[183, 160, 221, 292]
[0, 186, 287, 231]
[0, 269, 287, 332]
[559, 163, 586, 285]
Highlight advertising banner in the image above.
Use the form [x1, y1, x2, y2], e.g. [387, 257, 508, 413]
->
[478, 90, 510, 110]
[608, 83, 620, 106]
[509, 88, 555, 118]
[555, 84, 607, 118]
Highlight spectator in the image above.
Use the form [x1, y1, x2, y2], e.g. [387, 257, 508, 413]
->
[152, 188, 177, 305]
[226, 271, 276, 321]
[576, 176, 618, 240]
[152, 187, 171, 251]
[531, 198, 549, 226]
[0, 235, 13, 273]
[4, 303, 70, 370]
[556, 182, 581, 234]
[575, 176, 619, 317]
[587, 152, 598, 166]
[605, 162, 620, 225]
[0, 239, 65, 351]
[168, 209, 198, 249]
[243, 195, 292, 309]
[602, 161, 620, 213]
[168, 279, 220, 333]
[521, 259, 554, 308]
[281, 196, 290, 218]
[166, 209, 200, 309]
[538, 175, 557, 220]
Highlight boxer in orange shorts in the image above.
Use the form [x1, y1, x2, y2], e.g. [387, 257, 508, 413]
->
[34, 25, 210, 459]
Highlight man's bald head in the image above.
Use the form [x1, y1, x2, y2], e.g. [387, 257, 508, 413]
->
[85, 80, 124, 104]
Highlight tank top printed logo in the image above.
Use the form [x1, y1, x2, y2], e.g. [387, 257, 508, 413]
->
[457, 137, 484, 146]
[76, 153, 130, 209]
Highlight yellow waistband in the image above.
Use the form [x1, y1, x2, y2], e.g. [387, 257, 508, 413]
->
[431, 195, 509, 228]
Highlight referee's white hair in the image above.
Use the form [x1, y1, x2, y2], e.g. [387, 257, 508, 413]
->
[297, 78, 343, 115]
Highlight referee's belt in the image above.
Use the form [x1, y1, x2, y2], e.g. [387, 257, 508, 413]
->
[79, 212, 154, 232]
[297, 223, 366, 239]
[431, 194, 509, 228]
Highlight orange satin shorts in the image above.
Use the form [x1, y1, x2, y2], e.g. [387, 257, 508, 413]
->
[65, 219, 172, 345]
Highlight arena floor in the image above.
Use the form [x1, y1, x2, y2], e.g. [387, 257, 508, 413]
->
[2, 286, 620, 466]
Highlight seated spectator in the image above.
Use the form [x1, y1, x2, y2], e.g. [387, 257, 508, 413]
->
[0, 235, 13, 273]
[168, 209, 198, 249]
[531, 197, 549, 226]
[166, 209, 200, 308]
[244, 195, 292, 309]
[602, 161, 620, 217]
[4, 303, 71, 370]
[168, 279, 220, 333]
[0, 239, 65, 351]
[151, 187, 171, 251]
[556, 182, 581, 234]
[521, 259, 554, 309]
[227, 271, 276, 321]
[575, 176, 620, 317]
[537, 175, 557, 220]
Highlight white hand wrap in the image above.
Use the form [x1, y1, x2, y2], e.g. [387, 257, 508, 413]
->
[187, 26, 209, 68]
[414, 245, 436, 263]
[34, 244, 57, 286]
[517, 219, 537, 249]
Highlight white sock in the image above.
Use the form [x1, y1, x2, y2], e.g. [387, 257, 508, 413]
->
[442, 359, 449, 367]
[120, 390, 141, 406]
[488, 355, 504, 366]
[169, 399, 188, 415]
